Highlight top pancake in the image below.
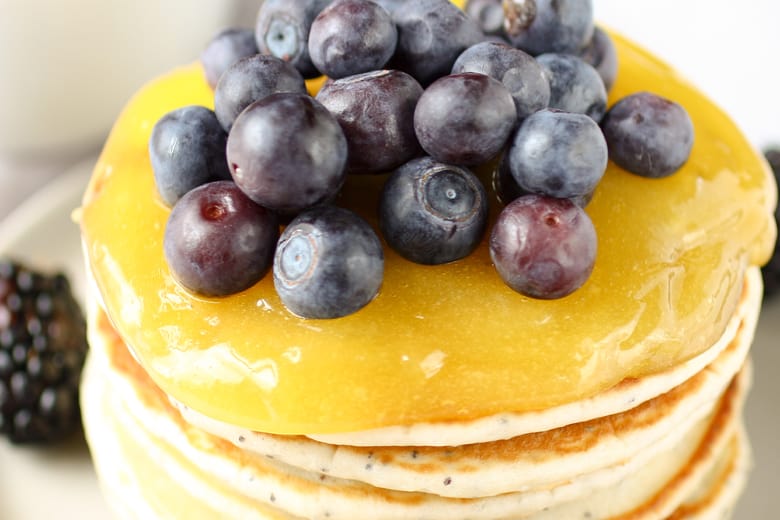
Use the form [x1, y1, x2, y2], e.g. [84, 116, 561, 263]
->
[78, 26, 778, 433]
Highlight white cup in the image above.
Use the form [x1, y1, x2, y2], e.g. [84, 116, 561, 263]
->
[0, 0, 259, 158]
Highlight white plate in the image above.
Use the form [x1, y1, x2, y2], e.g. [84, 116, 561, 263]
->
[0, 158, 777, 519]
[0, 158, 111, 520]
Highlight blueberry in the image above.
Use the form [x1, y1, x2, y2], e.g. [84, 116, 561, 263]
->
[273, 206, 383, 318]
[214, 54, 306, 132]
[579, 26, 618, 92]
[492, 154, 593, 208]
[369, 0, 406, 16]
[502, 0, 538, 37]
[600, 91, 694, 178]
[414, 72, 517, 166]
[492, 154, 525, 206]
[452, 41, 550, 120]
[315, 70, 423, 174]
[379, 156, 488, 264]
[760, 148, 780, 297]
[200, 28, 259, 89]
[226, 92, 348, 215]
[255, 0, 334, 79]
[490, 194, 597, 299]
[536, 53, 607, 121]
[507, 109, 607, 199]
[387, 0, 485, 86]
[163, 181, 279, 297]
[464, 0, 505, 36]
[505, 0, 594, 55]
[149, 106, 232, 206]
[308, 0, 397, 79]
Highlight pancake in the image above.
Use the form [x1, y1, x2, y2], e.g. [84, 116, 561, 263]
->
[81, 266, 756, 519]
[668, 424, 751, 520]
[78, 39, 777, 438]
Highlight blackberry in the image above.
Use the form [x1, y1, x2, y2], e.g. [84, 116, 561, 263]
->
[762, 148, 780, 298]
[0, 259, 88, 444]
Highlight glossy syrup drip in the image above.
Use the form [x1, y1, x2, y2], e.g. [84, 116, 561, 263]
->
[81, 34, 777, 435]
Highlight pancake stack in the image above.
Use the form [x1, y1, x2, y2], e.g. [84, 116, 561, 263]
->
[82, 270, 758, 519]
[77, 4, 777, 519]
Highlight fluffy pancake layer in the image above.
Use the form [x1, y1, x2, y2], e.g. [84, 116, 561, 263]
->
[81, 268, 761, 519]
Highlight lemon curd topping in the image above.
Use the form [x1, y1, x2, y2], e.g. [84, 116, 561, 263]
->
[80, 33, 777, 435]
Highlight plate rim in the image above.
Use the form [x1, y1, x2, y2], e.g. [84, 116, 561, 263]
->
[0, 156, 95, 255]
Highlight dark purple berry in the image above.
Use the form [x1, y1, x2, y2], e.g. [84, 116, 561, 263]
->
[507, 109, 607, 199]
[315, 70, 423, 174]
[387, 0, 485, 86]
[464, 0, 505, 36]
[379, 156, 488, 264]
[492, 154, 592, 207]
[163, 181, 279, 297]
[490, 195, 597, 299]
[214, 54, 306, 132]
[226, 92, 348, 215]
[255, 0, 334, 79]
[273, 206, 383, 318]
[493, 154, 526, 206]
[536, 53, 607, 121]
[761, 148, 780, 297]
[149, 105, 232, 207]
[452, 41, 550, 120]
[502, 0, 537, 36]
[601, 91, 694, 178]
[505, 0, 594, 55]
[579, 26, 618, 92]
[0, 259, 87, 444]
[308, 0, 397, 79]
[371, 0, 404, 13]
[414, 73, 517, 166]
[200, 28, 259, 89]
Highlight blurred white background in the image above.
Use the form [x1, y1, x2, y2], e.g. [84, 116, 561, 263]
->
[0, 0, 777, 160]
[0, 0, 263, 217]
[0, 0, 263, 159]
[596, 0, 780, 150]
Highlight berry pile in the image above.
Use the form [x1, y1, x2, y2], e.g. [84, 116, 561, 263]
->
[761, 148, 780, 297]
[0, 260, 88, 444]
[150, 0, 694, 318]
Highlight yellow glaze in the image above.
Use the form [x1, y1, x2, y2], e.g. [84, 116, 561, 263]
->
[80, 31, 777, 434]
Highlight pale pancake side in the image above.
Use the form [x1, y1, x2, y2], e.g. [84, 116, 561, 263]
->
[81, 347, 301, 520]
[82, 298, 752, 520]
[668, 424, 751, 519]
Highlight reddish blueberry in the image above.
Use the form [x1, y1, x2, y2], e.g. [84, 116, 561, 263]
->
[490, 195, 597, 299]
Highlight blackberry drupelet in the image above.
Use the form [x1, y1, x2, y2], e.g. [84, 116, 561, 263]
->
[0, 259, 88, 443]
[762, 149, 780, 297]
